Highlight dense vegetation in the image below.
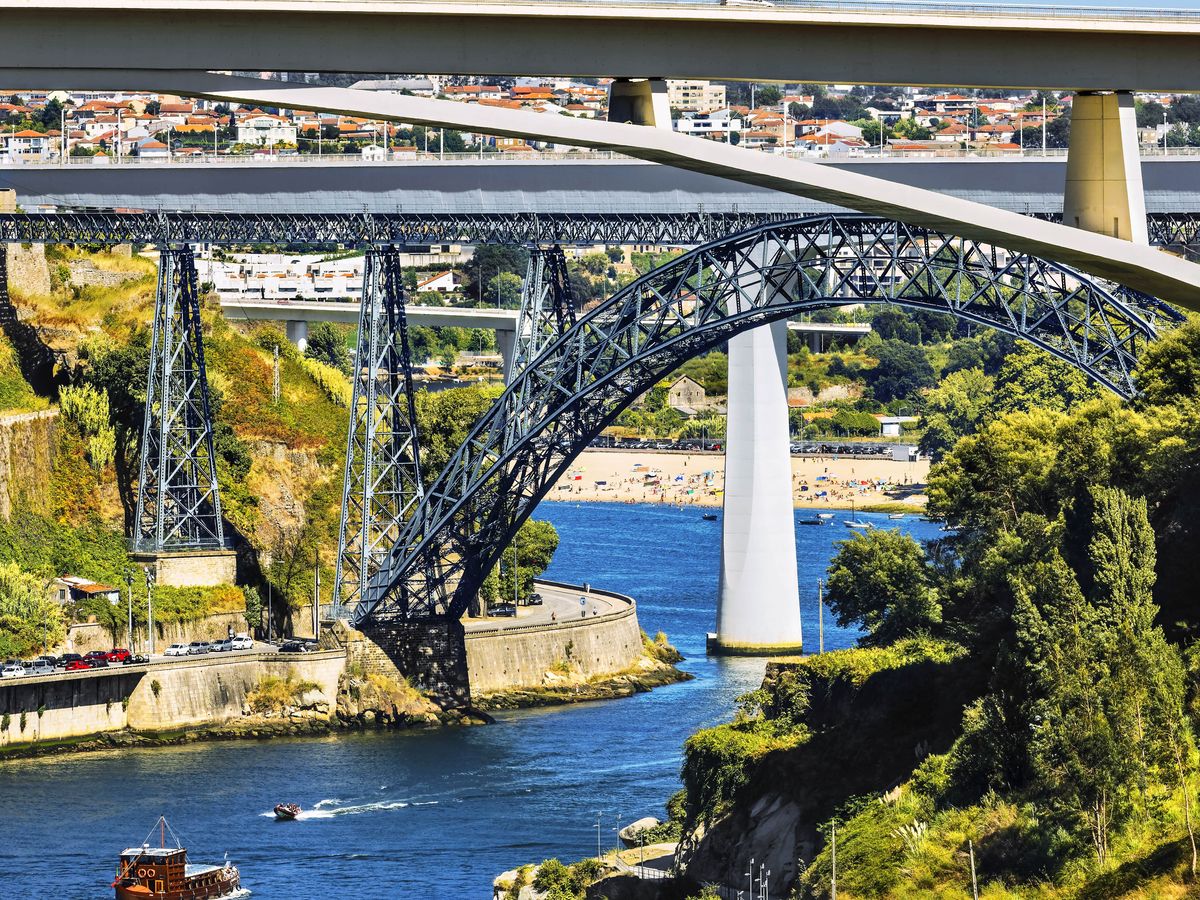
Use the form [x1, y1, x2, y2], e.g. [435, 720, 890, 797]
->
[666, 318, 1200, 899]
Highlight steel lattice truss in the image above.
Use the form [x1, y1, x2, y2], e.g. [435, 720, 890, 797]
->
[2, 210, 1200, 251]
[134, 247, 225, 551]
[332, 247, 440, 619]
[354, 214, 1180, 625]
[511, 246, 578, 375]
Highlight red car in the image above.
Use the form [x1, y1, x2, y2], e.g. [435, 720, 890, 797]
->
[106, 648, 132, 663]
[64, 659, 91, 672]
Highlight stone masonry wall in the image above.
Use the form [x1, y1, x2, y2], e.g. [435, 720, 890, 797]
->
[0, 409, 56, 519]
[339, 618, 472, 710]
[65, 611, 250, 655]
[464, 586, 644, 694]
[0, 650, 345, 746]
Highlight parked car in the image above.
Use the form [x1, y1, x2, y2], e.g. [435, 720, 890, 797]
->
[27, 660, 54, 676]
[83, 650, 109, 664]
[278, 641, 312, 654]
[491, 603, 518, 617]
[230, 635, 253, 651]
[32, 655, 58, 669]
[64, 659, 91, 672]
[106, 648, 132, 663]
[527, 593, 544, 606]
[186, 641, 210, 655]
[86, 656, 109, 668]
[59, 653, 83, 668]
[121, 654, 149, 666]
[164, 644, 188, 657]
[1, 663, 26, 678]
[210, 639, 232, 653]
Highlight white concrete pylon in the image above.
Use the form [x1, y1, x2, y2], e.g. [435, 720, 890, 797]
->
[1063, 91, 1148, 245]
[714, 317, 803, 655]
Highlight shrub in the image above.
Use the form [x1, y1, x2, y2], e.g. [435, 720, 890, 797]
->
[246, 673, 321, 714]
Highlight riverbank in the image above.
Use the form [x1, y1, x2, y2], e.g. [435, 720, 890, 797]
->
[475, 634, 691, 710]
[550, 449, 930, 509]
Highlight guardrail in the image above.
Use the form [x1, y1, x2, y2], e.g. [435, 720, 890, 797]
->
[463, 579, 637, 638]
[0, 648, 345, 685]
[6, 147, 1200, 170]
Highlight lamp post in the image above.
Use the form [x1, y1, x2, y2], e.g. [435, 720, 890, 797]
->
[143, 568, 155, 655]
[125, 572, 133, 651]
[116, 107, 123, 164]
[594, 811, 604, 860]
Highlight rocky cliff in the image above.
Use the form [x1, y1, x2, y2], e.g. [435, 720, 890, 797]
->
[0, 409, 57, 519]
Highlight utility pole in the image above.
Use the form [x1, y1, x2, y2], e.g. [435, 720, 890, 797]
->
[831, 825, 837, 900]
[968, 839, 979, 900]
[313, 546, 320, 638]
[594, 811, 604, 860]
[144, 568, 156, 655]
[125, 572, 134, 651]
[1041, 96, 1047, 155]
[818, 578, 825, 654]
[747, 858, 755, 900]
[272, 344, 281, 403]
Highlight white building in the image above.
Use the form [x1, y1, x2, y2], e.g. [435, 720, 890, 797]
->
[667, 80, 727, 112]
[236, 112, 298, 147]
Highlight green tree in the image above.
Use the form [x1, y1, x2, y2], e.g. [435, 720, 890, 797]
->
[58, 383, 117, 471]
[305, 322, 351, 374]
[1133, 318, 1200, 407]
[825, 530, 942, 645]
[992, 343, 1096, 415]
[918, 368, 994, 461]
[865, 339, 936, 403]
[464, 245, 530, 296]
[0, 562, 63, 657]
[496, 519, 560, 602]
[485, 271, 524, 308]
[414, 384, 503, 482]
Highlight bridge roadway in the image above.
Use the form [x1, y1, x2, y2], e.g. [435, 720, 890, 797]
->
[7, 157, 1200, 217]
[4, 0, 1200, 90]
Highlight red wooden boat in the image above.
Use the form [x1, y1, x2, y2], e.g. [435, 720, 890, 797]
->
[113, 817, 243, 899]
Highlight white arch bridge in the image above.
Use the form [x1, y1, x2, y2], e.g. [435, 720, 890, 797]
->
[351, 215, 1183, 624]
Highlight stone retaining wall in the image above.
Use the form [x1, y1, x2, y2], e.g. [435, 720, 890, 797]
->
[0, 409, 56, 519]
[0, 650, 344, 747]
[65, 611, 249, 655]
[464, 581, 645, 694]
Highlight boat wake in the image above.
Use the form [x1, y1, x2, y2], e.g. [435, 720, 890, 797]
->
[260, 798, 437, 820]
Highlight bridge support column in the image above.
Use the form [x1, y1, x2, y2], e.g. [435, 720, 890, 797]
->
[607, 78, 670, 128]
[1064, 91, 1148, 244]
[286, 319, 309, 352]
[134, 246, 226, 556]
[712, 318, 803, 655]
[496, 327, 516, 383]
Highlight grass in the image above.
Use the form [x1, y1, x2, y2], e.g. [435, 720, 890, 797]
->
[0, 332, 47, 414]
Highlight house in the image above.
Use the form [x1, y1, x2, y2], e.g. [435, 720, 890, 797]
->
[416, 271, 457, 293]
[667, 376, 707, 416]
[876, 415, 919, 437]
[136, 139, 170, 159]
[934, 123, 969, 143]
[236, 110, 298, 146]
[52, 575, 120, 606]
[2, 129, 51, 161]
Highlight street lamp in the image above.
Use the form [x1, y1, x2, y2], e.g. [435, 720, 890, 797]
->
[143, 567, 156, 655]
[125, 572, 134, 651]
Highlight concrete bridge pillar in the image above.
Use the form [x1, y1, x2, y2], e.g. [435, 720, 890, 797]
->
[1064, 91, 1148, 245]
[607, 78, 671, 129]
[286, 319, 309, 352]
[496, 327, 516, 383]
[712, 318, 803, 655]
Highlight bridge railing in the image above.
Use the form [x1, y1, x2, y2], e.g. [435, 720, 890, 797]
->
[7, 147, 1200, 170]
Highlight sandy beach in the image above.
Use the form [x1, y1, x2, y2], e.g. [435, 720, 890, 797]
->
[549, 449, 931, 510]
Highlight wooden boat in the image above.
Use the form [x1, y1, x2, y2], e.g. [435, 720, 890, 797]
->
[114, 817, 242, 899]
[273, 803, 301, 821]
[702, 513, 718, 521]
[798, 517, 826, 526]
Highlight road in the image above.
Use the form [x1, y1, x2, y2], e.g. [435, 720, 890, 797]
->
[463, 580, 624, 632]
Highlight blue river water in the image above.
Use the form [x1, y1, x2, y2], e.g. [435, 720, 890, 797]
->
[0, 503, 942, 900]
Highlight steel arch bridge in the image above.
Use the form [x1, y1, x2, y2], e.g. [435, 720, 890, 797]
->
[354, 214, 1182, 625]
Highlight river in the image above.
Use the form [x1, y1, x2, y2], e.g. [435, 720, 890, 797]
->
[0, 503, 943, 900]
